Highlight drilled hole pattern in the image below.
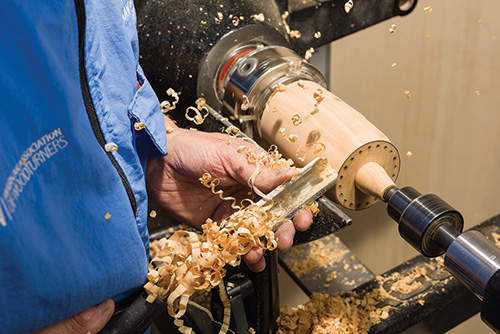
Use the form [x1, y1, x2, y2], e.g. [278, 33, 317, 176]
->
[335, 141, 400, 210]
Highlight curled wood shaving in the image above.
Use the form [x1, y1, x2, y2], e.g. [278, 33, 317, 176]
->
[195, 97, 206, 109]
[161, 88, 180, 113]
[225, 126, 242, 137]
[145, 143, 294, 332]
[241, 95, 249, 111]
[145, 203, 280, 327]
[287, 134, 298, 143]
[291, 114, 302, 126]
[218, 281, 231, 334]
[251, 13, 265, 22]
[185, 106, 209, 125]
[134, 122, 146, 131]
[199, 173, 241, 210]
[345, 0, 354, 13]
[304, 201, 320, 216]
[311, 142, 326, 155]
[104, 142, 118, 152]
[305, 47, 315, 60]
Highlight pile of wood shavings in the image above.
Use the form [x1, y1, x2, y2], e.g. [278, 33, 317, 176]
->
[276, 290, 383, 334]
[278, 256, 443, 333]
[144, 205, 280, 332]
[144, 144, 296, 333]
[287, 236, 348, 276]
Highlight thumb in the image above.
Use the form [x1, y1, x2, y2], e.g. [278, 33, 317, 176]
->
[36, 299, 115, 334]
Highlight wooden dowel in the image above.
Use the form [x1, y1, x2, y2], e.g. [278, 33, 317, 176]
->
[355, 162, 396, 200]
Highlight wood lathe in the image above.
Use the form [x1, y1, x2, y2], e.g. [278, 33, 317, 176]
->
[101, 1, 500, 333]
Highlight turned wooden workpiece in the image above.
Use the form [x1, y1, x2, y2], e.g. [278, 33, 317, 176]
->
[260, 80, 400, 210]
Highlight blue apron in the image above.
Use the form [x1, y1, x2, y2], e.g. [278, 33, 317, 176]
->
[0, 1, 167, 332]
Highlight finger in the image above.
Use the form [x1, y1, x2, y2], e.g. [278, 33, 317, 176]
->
[251, 165, 297, 194]
[243, 247, 263, 265]
[245, 256, 266, 272]
[222, 140, 296, 192]
[36, 299, 115, 334]
[243, 248, 266, 272]
[274, 220, 295, 253]
[293, 209, 313, 232]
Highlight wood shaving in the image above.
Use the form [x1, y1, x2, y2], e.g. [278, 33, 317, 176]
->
[134, 122, 145, 131]
[276, 291, 383, 334]
[161, 88, 180, 114]
[104, 212, 111, 220]
[314, 32, 322, 39]
[166, 126, 174, 134]
[225, 126, 242, 137]
[289, 30, 302, 39]
[281, 11, 291, 36]
[104, 142, 118, 152]
[195, 97, 206, 109]
[311, 142, 326, 155]
[313, 89, 324, 102]
[296, 149, 306, 162]
[241, 95, 249, 111]
[287, 237, 348, 276]
[144, 203, 281, 326]
[389, 24, 397, 34]
[291, 114, 302, 126]
[185, 106, 209, 125]
[199, 173, 240, 210]
[424, 6, 432, 13]
[391, 62, 397, 69]
[277, 263, 438, 333]
[150, 210, 157, 218]
[404, 90, 412, 99]
[145, 143, 295, 333]
[406, 151, 413, 158]
[232, 16, 239, 26]
[251, 13, 265, 22]
[344, 0, 353, 13]
[304, 201, 320, 216]
[287, 134, 298, 143]
[304, 47, 315, 60]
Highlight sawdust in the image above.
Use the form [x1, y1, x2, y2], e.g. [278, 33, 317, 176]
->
[277, 262, 439, 333]
[286, 236, 348, 276]
[276, 290, 386, 334]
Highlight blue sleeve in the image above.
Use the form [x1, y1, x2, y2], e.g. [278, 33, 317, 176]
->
[0, 0, 167, 332]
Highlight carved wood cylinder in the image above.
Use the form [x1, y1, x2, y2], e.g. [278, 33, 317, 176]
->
[260, 80, 400, 210]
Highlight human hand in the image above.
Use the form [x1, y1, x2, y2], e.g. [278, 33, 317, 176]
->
[34, 299, 114, 334]
[146, 117, 312, 271]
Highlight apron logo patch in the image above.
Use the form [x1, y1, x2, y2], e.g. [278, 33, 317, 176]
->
[0, 128, 68, 227]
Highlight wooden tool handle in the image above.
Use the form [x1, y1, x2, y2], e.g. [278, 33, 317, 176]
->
[260, 80, 400, 210]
